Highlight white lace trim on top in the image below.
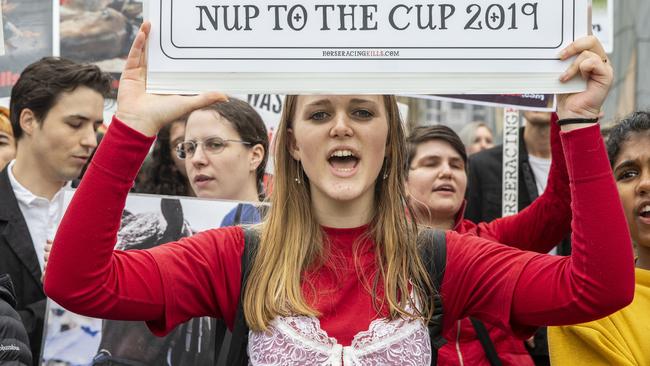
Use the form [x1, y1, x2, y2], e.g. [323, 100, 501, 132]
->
[248, 314, 431, 365]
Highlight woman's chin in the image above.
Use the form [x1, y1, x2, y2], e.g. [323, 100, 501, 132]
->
[321, 184, 369, 203]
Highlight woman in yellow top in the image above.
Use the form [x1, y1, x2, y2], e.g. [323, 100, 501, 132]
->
[548, 111, 650, 365]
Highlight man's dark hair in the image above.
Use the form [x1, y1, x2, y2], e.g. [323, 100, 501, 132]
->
[9, 57, 113, 140]
[406, 124, 468, 172]
[606, 111, 650, 167]
[201, 98, 269, 199]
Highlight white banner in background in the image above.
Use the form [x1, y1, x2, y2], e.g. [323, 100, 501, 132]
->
[591, 0, 613, 54]
[502, 108, 520, 217]
[146, 0, 590, 94]
[0, 0, 55, 97]
[0, 2, 5, 56]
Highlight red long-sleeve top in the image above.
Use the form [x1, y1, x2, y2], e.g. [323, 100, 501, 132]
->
[440, 114, 571, 365]
[45, 117, 634, 350]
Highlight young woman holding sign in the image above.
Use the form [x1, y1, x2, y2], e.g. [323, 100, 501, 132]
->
[45, 22, 633, 365]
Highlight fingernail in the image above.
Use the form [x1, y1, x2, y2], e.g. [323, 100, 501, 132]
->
[559, 72, 568, 81]
[558, 50, 566, 59]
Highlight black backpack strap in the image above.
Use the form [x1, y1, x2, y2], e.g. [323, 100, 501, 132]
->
[470, 318, 504, 366]
[232, 204, 244, 226]
[224, 227, 259, 366]
[417, 228, 447, 366]
[212, 318, 229, 365]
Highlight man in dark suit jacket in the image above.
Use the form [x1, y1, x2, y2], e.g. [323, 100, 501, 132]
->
[0, 172, 45, 363]
[0, 57, 111, 365]
[465, 111, 570, 366]
[466, 111, 571, 254]
[466, 126, 539, 221]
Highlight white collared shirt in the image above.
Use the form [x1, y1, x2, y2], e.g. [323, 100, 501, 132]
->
[7, 160, 66, 272]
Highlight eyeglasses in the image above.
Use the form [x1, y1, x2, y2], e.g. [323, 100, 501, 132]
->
[175, 137, 251, 160]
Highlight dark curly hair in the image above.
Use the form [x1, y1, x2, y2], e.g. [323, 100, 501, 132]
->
[135, 120, 192, 196]
[606, 111, 650, 167]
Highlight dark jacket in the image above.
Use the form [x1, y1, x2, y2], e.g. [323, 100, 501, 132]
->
[466, 127, 539, 223]
[0, 167, 46, 366]
[465, 127, 571, 255]
[0, 274, 33, 365]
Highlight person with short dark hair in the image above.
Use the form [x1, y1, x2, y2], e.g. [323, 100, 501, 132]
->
[0, 57, 111, 365]
[405, 121, 570, 365]
[180, 98, 269, 202]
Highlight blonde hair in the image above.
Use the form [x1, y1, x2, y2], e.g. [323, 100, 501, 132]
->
[0, 107, 13, 136]
[458, 122, 492, 149]
[244, 95, 434, 330]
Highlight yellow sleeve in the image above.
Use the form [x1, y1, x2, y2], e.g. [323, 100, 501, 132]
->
[548, 322, 635, 366]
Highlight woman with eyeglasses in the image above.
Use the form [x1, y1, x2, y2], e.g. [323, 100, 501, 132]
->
[177, 98, 269, 203]
[177, 98, 270, 365]
[45, 22, 634, 365]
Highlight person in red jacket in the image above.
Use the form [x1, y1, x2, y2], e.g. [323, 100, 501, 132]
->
[45, 23, 634, 365]
[406, 118, 568, 365]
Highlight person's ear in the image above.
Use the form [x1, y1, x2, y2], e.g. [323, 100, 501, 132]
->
[249, 143, 265, 172]
[287, 127, 300, 161]
[19, 109, 38, 137]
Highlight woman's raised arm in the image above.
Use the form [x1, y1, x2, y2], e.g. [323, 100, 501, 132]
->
[44, 23, 240, 334]
[440, 36, 634, 335]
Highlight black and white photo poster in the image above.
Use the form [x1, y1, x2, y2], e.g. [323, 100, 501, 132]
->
[42, 191, 265, 366]
[60, 0, 143, 75]
[0, 0, 54, 97]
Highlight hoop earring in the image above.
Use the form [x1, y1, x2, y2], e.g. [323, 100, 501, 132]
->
[295, 163, 303, 184]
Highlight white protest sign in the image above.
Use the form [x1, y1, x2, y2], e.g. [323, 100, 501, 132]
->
[146, 0, 589, 94]
[591, 0, 613, 54]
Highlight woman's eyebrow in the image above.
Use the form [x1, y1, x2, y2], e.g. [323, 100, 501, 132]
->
[303, 99, 333, 108]
[613, 159, 636, 172]
[349, 98, 378, 106]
